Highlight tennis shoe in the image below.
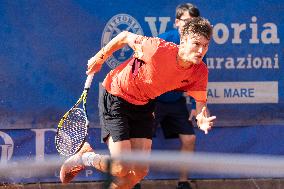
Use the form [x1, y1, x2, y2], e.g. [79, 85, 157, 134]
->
[132, 183, 141, 189]
[176, 181, 192, 189]
[60, 142, 94, 183]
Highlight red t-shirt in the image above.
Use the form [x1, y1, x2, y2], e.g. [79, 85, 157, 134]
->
[102, 36, 208, 105]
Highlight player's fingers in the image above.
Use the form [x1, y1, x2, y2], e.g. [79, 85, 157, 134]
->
[88, 56, 97, 66]
[86, 70, 91, 75]
[87, 63, 102, 75]
[204, 129, 208, 134]
[87, 61, 92, 68]
[87, 63, 94, 70]
[86, 67, 95, 75]
[86, 66, 92, 74]
[207, 116, 216, 122]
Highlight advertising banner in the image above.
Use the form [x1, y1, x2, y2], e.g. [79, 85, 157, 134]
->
[0, 0, 283, 129]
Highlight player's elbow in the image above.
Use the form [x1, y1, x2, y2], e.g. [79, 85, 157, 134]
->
[117, 31, 130, 44]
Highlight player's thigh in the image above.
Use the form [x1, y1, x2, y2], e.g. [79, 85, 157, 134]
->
[106, 136, 132, 176]
[130, 138, 152, 152]
[107, 136, 132, 155]
[130, 138, 152, 177]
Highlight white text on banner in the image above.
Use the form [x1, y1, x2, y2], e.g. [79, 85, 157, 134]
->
[207, 82, 278, 104]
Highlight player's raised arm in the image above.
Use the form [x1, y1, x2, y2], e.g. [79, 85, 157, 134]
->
[196, 102, 216, 134]
[87, 31, 140, 75]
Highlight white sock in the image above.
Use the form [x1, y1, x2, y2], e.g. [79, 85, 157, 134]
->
[82, 152, 100, 167]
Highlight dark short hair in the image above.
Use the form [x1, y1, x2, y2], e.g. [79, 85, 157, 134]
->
[180, 17, 213, 40]
[176, 3, 200, 19]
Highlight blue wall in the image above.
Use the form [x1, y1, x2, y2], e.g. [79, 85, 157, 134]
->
[0, 0, 283, 129]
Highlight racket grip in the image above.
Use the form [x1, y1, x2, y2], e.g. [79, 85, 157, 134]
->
[84, 74, 94, 89]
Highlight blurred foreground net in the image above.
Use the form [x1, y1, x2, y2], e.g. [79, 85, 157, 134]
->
[1, 151, 284, 185]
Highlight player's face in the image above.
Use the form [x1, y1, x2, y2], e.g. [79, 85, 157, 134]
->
[178, 34, 209, 65]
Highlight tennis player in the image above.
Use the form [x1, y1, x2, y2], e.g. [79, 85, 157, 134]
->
[60, 17, 216, 189]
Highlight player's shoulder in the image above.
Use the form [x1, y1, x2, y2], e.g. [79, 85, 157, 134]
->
[197, 61, 209, 73]
[134, 35, 162, 49]
[135, 35, 178, 56]
[145, 36, 178, 49]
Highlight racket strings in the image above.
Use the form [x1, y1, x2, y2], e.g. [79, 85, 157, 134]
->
[56, 108, 88, 156]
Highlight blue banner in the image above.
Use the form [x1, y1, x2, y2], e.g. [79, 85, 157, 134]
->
[0, 0, 283, 129]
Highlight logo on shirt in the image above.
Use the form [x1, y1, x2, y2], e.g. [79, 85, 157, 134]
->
[101, 14, 144, 69]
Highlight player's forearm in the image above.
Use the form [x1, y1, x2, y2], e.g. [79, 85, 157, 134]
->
[195, 101, 207, 127]
[196, 102, 206, 115]
[88, 31, 130, 66]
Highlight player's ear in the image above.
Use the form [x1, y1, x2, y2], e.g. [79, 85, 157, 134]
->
[174, 19, 179, 28]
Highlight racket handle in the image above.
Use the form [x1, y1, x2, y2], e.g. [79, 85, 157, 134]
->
[84, 74, 94, 89]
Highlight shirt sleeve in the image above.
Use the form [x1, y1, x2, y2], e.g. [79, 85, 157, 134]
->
[179, 66, 208, 103]
[133, 36, 160, 63]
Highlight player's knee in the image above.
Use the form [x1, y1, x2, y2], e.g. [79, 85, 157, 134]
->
[134, 166, 149, 180]
[181, 135, 196, 146]
[112, 166, 149, 188]
[111, 162, 131, 177]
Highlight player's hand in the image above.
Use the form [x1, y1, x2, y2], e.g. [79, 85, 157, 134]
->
[196, 107, 216, 134]
[86, 49, 105, 75]
[86, 60, 103, 75]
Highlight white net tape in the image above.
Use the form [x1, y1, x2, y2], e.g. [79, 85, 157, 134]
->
[1, 151, 284, 178]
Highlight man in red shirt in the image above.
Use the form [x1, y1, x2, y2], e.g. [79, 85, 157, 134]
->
[60, 17, 216, 189]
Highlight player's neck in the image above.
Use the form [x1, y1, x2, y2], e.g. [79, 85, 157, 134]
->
[176, 55, 193, 69]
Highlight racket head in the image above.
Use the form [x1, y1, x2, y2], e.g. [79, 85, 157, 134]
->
[55, 108, 89, 156]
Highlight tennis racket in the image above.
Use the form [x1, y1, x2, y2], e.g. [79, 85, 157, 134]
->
[55, 74, 94, 156]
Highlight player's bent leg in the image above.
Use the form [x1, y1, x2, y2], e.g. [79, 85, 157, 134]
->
[78, 137, 132, 178]
[131, 163, 149, 185]
[60, 142, 94, 183]
[128, 138, 152, 188]
[110, 168, 149, 189]
[60, 140, 133, 185]
[109, 138, 152, 189]
[107, 136, 133, 177]
[60, 137, 150, 186]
